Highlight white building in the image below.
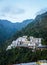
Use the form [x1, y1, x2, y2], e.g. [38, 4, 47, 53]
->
[28, 36, 42, 49]
[6, 36, 28, 50]
[6, 36, 42, 50]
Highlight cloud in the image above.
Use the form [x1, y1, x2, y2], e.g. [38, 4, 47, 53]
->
[1, 6, 11, 13]
[14, 8, 25, 14]
[0, 5, 25, 22]
[1, 5, 25, 15]
[0, 0, 47, 22]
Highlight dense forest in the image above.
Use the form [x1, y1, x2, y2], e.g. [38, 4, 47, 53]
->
[5, 12, 47, 48]
[0, 19, 32, 45]
[0, 47, 47, 65]
[0, 12, 47, 65]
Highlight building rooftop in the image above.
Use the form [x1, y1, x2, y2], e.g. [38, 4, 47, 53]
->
[37, 45, 47, 48]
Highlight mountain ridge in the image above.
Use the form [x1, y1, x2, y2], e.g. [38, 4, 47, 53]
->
[0, 19, 33, 44]
[6, 11, 47, 47]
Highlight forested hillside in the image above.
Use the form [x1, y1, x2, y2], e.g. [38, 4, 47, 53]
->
[6, 12, 47, 47]
[0, 19, 32, 46]
[0, 47, 47, 65]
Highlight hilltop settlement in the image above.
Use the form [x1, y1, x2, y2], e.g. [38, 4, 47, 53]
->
[7, 36, 47, 50]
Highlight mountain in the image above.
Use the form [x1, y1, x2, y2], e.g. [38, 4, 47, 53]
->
[0, 19, 33, 44]
[36, 8, 47, 15]
[0, 12, 47, 65]
[13, 19, 33, 30]
[7, 12, 47, 47]
[0, 20, 16, 45]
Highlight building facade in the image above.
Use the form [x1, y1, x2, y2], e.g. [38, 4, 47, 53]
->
[7, 36, 42, 50]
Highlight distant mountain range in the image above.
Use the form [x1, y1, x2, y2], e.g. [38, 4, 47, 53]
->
[0, 10, 47, 48]
[0, 19, 33, 44]
[36, 8, 47, 15]
[7, 11, 47, 47]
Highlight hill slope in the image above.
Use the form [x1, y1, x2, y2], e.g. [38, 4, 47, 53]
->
[8, 12, 47, 46]
[0, 19, 33, 44]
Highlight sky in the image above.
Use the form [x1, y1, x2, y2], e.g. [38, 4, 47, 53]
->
[0, 0, 47, 23]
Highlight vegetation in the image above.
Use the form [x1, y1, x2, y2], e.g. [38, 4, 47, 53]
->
[0, 19, 32, 44]
[0, 47, 47, 65]
[0, 12, 47, 65]
[5, 12, 47, 47]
